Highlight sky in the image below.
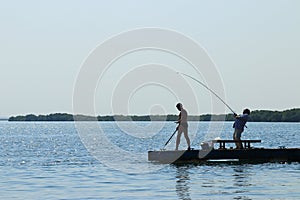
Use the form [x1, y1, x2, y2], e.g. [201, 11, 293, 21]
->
[1, 0, 300, 117]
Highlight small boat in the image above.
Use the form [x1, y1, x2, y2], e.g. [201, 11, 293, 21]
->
[148, 140, 300, 164]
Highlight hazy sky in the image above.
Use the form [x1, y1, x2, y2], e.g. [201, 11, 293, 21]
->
[1, 0, 300, 117]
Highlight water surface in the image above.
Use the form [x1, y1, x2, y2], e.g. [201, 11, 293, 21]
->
[0, 121, 299, 199]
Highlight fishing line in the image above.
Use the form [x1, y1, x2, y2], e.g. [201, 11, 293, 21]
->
[177, 72, 236, 115]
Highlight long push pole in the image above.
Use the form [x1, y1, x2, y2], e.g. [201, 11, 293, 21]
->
[163, 129, 177, 149]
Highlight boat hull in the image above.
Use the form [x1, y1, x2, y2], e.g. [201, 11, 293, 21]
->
[148, 148, 300, 164]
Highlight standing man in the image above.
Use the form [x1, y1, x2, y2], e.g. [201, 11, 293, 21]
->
[233, 108, 251, 149]
[175, 103, 191, 151]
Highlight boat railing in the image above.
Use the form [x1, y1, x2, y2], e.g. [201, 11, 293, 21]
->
[212, 140, 261, 149]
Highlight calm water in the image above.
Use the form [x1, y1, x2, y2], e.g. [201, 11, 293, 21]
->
[0, 121, 299, 199]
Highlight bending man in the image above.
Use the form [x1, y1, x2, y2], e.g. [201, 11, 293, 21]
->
[233, 108, 251, 149]
[175, 103, 191, 151]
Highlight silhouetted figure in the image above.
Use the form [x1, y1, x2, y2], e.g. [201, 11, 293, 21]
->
[233, 108, 250, 149]
[175, 103, 191, 150]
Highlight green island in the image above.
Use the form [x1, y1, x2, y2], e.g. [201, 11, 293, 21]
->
[8, 108, 300, 122]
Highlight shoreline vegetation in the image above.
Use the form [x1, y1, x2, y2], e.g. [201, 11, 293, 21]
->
[8, 108, 300, 122]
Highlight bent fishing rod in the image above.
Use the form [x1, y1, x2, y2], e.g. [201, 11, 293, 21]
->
[163, 72, 244, 149]
[177, 72, 237, 115]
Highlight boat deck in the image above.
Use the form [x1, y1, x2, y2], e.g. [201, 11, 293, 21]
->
[148, 140, 300, 164]
[148, 148, 300, 164]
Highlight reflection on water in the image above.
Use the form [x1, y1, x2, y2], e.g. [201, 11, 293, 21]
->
[232, 165, 252, 200]
[176, 165, 191, 200]
[174, 164, 255, 200]
[1, 122, 300, 199]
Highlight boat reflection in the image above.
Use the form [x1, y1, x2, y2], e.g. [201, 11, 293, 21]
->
[232, 165, 252, 200]
[175, 165, 192, 200]
[174, 163, 254, 200]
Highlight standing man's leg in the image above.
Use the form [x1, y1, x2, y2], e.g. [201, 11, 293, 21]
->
[183, 129, 191, 150]
[176, 128, 183, 150]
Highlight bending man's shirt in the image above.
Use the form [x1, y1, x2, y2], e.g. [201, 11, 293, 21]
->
[233, 114, 249, 131]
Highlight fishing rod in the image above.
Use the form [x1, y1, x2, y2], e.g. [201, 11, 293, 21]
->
[178, 72, 248, 129]
[177, 72, 236, 115]
[163, 73, 243, 150]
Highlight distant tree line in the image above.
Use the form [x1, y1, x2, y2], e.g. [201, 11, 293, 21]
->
[248, 108, 300, 122]
[9, 113, 75, 121]
[8, 108, 300, 122]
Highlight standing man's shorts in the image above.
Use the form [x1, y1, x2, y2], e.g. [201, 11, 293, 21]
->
[233, 128, 243, 140]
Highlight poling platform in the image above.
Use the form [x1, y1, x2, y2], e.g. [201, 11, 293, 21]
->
[148, 140, 300, 164]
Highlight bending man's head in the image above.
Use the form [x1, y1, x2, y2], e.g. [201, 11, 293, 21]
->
[243, 108, 251, 115]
